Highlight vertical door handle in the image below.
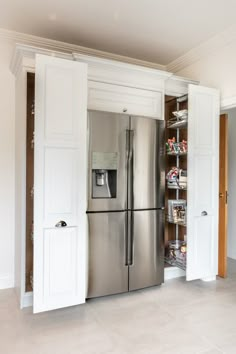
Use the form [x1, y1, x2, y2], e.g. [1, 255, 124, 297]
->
[126, 130, 130, 160]
[125, 211, 133, 266]
[125, 213, 129, 266]
[130, 211, 134, 266]
[128, 130, 134, 210]
[129, 130, 134, 159]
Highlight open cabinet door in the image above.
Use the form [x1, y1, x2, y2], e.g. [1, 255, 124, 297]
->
[33, 55, 87, 313]
[186, 85, 219, 281]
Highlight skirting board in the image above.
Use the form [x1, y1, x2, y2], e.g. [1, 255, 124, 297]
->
[164, 266, 185, 280]
[22, 291, 33, 308]
[0, 274, 14, 290]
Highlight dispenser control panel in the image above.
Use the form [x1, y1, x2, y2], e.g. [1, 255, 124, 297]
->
[91, 152, 118, 199]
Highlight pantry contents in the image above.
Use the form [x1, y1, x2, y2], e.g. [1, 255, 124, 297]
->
[167, 109, 188, 129]
[165, 240, 187, 269]
[166, 137, 187, 155]
[166, 167, 187, 189]
[167, 200, 187, 225]
[165, 95, 188, 272]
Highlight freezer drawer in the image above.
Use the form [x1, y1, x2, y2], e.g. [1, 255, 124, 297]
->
[87, 212, 128, 298]
[130, 116, 165, 210]
[129, 209, 164, 291]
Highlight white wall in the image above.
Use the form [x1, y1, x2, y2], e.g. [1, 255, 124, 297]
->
[0, 38, 15, 288]
[175, 39, 236, 104]
[223, 108, 236, 259]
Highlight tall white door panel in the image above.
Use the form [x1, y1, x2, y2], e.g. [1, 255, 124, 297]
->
[34, 54, 87, 313]
[187, 85, 219, 281]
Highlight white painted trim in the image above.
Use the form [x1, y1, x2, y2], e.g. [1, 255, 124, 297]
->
[221, 96, 236, 110]
[0, 274, 14, 289]
[164, 267, 185, 280]
[22, 292, 33, 308]
[10, 44, 73, 76]
[74, 53, 172, 92]
[1, 28, 166, 72]
[11, 45, 172, 92]
[73, 53, 171, 78]
[167, 24, 236, 73]
[165, 74, 199, 96]
[5, 24, 236, 78]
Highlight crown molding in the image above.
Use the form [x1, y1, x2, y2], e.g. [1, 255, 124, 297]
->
[221, 95, 236, 110]
[166, 24, 236, 73]
[10, 44, 73, 76]
[0, 27, 166, 72]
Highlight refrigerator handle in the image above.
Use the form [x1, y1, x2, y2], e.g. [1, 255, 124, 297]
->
[130, 211, 134, 266]
[126, 211, 133, 266]
[125, 212, 129, 266]
[126, 129, 130, 160]
[128, 130, 134, 210]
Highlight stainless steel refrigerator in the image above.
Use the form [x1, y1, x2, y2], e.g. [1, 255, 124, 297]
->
[87, 110, 165, 298]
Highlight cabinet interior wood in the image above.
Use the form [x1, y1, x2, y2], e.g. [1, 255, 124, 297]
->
[25, 73, 35, 292]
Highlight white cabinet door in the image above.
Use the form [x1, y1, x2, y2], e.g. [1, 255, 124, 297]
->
[88, 81, 163, 119]
[187, 85, 219, 281]
[33, 54, 87, 313]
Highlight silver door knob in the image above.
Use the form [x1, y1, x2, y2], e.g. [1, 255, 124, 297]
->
[55, 220, 67, 227]
[201, 211, 208, 216]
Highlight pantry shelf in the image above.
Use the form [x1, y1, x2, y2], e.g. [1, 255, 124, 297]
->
[164, 257, 186, 271]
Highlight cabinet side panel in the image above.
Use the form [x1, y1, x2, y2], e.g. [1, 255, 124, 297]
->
[15, 69, 27, 306]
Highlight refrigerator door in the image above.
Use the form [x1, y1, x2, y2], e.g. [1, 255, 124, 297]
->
[88, 110, 129, 212]
[87, 211, 128, 298]
[129, 209, 164, 291]
[130, 116, 165, 210]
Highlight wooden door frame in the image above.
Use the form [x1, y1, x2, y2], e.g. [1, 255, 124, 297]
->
[218, 114, 228, 278]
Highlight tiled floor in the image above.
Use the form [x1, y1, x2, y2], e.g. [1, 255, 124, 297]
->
[1, 260, 236, 354]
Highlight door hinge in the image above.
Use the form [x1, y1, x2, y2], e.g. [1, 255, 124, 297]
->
[226, 191, 228, 204]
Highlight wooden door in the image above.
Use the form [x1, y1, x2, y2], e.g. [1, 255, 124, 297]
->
[218, 114, 228, 278]
[33, 55, 87, 313]
[187, 85, 220, 281]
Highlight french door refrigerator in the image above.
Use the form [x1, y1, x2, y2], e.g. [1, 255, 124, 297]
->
[87, 110, 165, 298]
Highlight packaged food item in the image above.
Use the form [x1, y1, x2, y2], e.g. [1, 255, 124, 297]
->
[166, 167, 187, 189]
[166, 139, 188, 154]
[168, 200, 187, 224]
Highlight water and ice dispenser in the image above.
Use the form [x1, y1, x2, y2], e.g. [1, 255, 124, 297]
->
[92, 152, 118, 199]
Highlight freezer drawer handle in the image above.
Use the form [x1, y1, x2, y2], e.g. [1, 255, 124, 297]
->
[201, 211, 208, 216]
[55, 220, 67, 227]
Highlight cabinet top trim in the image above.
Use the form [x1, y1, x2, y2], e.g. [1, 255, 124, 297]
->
[10, 44, 198, 93]
[73, 53, 172, 79]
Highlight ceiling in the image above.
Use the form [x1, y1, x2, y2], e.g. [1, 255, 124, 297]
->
[1, 0, 236, 65]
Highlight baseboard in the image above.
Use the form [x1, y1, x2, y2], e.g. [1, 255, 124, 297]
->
[164, 266, 186, 280]
[0, 274, 14, 289]
[22, 291, 33, 308]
